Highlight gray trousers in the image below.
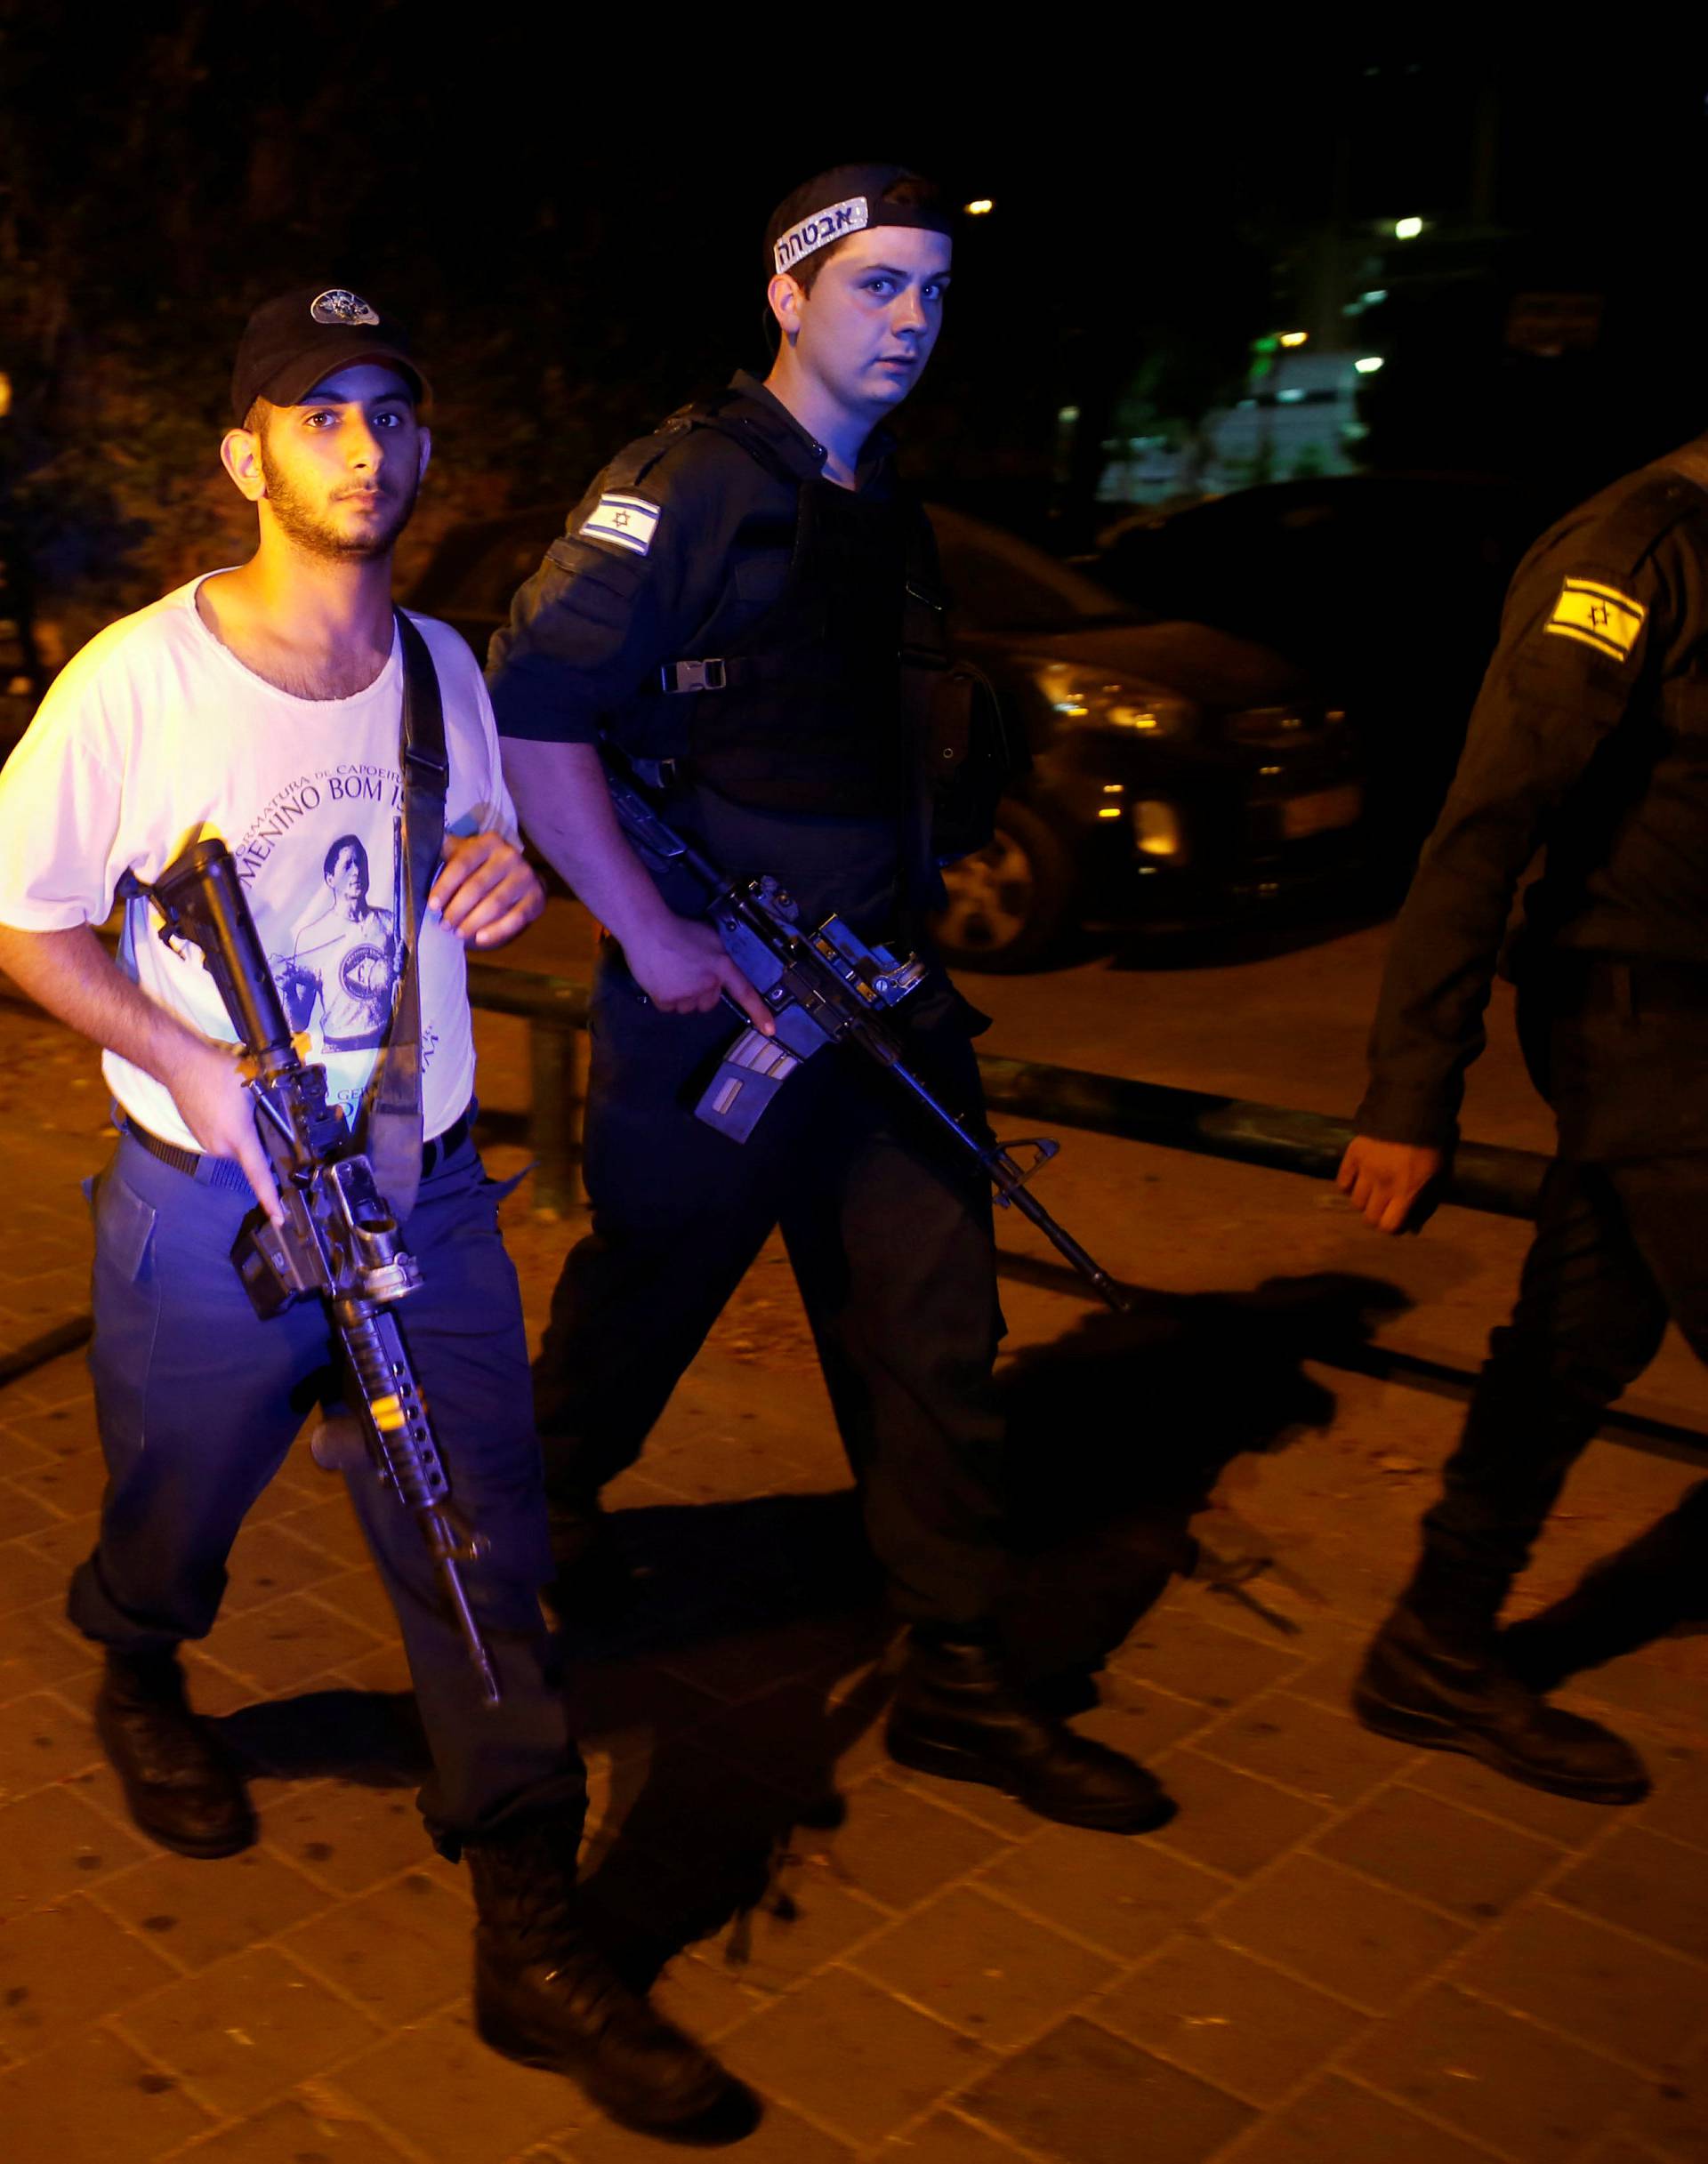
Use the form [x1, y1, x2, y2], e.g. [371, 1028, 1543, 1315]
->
[70, 1130, 584, 1848]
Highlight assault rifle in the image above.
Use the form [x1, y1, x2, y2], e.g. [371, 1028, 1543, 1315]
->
[131, 839, 501, 1704]
[601, 755, 1131, 1313]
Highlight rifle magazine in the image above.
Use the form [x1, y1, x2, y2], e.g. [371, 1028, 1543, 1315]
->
[694, 1025, 807, 1143]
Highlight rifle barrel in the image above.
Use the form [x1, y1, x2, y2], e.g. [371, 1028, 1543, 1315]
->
[881, 1051, 1131, 1311]
[1000, 1181, 1131, 1313]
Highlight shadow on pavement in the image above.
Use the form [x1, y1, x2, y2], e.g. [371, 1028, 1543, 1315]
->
[995, 1267, 1412, 1682]
[565, 1266, 1414, 1986]
[214, 1685, 431, 1785]
[203, 1268, 1414, 1991]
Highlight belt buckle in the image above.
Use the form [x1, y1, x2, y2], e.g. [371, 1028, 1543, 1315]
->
[665, 658, 726, 694]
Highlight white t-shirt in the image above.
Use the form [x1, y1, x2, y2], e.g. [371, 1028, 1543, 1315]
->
[0, 575, 517, 1151]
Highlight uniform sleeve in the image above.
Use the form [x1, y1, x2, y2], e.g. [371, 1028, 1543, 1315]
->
[485, 455, 706, 746]
[0, 645, 131, 930]
[1356, 516, 1677, 1147]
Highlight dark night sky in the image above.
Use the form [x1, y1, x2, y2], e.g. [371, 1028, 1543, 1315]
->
[5, 25, 1708, 591]
[12, 32, 1703, 390]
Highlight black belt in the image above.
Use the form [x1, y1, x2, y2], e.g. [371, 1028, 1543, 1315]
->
[119, 1101, 476, 1193]
[420, 1103, 476, 1177]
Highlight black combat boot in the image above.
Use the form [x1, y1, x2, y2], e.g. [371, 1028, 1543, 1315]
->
[884, 1632, 1175, 1834]
[95, 1647, 255, 1858]
[1352, 1589, 1649, 1805]
[467, 1819, 740, 2132]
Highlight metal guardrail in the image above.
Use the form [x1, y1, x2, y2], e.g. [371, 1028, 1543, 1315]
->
[466, 963, 1551, 1224]
[2, 955, 1551, 1218]
[460, 975, 1708, 1464]
[464, 962, 590, 1213]
[0, 961, 1583, 1410]
[976, 1057, 1548, 1221]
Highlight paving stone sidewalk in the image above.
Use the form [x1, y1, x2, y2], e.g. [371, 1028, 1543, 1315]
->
[3, 995, 1708, 2164]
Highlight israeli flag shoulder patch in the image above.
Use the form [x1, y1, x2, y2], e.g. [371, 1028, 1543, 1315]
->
[1547, 575, 1647, 664]
[580, 492, 661, 557]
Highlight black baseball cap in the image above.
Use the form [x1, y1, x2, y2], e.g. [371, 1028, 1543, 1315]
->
[230, 286, 429, 424]
[765, 164, 954, 279]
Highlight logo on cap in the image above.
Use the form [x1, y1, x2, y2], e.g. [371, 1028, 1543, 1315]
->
[310, 288, 382, 328]
[773, 197, 870, 276]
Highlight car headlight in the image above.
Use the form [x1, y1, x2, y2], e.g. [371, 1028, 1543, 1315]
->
[1031, 661, 1196, 736]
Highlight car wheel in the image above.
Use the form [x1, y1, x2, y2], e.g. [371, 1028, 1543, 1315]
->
[931, 801, 1076, 972]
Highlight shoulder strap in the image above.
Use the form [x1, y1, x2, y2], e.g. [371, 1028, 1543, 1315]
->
[598, 413, 696, 497]
[360, 614, 449, 1219]
[615, 393, 805, 493]
[596, 394, 753, 497]
[398, 611, 449, 820]
[1579, 469, 1704, 579]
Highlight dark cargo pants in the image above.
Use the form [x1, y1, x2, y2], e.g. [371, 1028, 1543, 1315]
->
[70, 1130, 585, 1848]
[1418, 969, 1708, 1613]
[1421, 1149, 1708, 1603]
[532, 951, 1008, 1629]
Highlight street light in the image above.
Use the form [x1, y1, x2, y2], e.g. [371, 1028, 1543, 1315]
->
[1355, 356, 1385, 374]
[1277, 331, 1309, 348]
[964, 199, 995, 216]
[1394, 216, 1424, 240]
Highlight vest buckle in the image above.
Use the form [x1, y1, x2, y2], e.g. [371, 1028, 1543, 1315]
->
[661, 657, 727, 694]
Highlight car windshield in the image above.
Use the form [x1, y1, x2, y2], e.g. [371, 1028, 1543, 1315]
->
[929, 507, 1148, 635]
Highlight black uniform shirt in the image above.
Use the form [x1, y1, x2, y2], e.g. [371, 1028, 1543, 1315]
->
[1358, 448, 1708, 1149]
[487, 371, 896, 750]
[487, 371, 940, 938]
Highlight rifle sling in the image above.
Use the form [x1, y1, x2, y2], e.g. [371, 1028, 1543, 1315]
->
[360, 613, 448, 1221]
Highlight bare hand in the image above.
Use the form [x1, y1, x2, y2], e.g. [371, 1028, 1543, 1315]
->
[429, 832, 546, 951]
[624, 915, 776, 1033]
[1335, 1134, 1444, 1235]
[159, 1035, 284, 1225]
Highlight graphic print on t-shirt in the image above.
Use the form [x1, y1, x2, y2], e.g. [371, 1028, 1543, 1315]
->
[0, 583, 492, 1156]
[277, 829, 399, 1052]
[230, 758, 438, 1126]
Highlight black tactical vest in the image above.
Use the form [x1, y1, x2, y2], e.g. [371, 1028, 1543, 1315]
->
[624, 398, 929, 819]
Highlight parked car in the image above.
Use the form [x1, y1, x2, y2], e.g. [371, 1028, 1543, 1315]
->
[1087, 473, 1559, 870]
[925, 507, 1362, 965]
[408, 503, 1366, 969]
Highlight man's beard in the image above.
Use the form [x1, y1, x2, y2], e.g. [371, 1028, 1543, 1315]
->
[259, 444, 418, 560]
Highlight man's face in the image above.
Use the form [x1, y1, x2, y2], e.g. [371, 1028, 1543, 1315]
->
[784, 226, 952, 414]
[246, 363, 429, 560]
[327, 843, 367, 904]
